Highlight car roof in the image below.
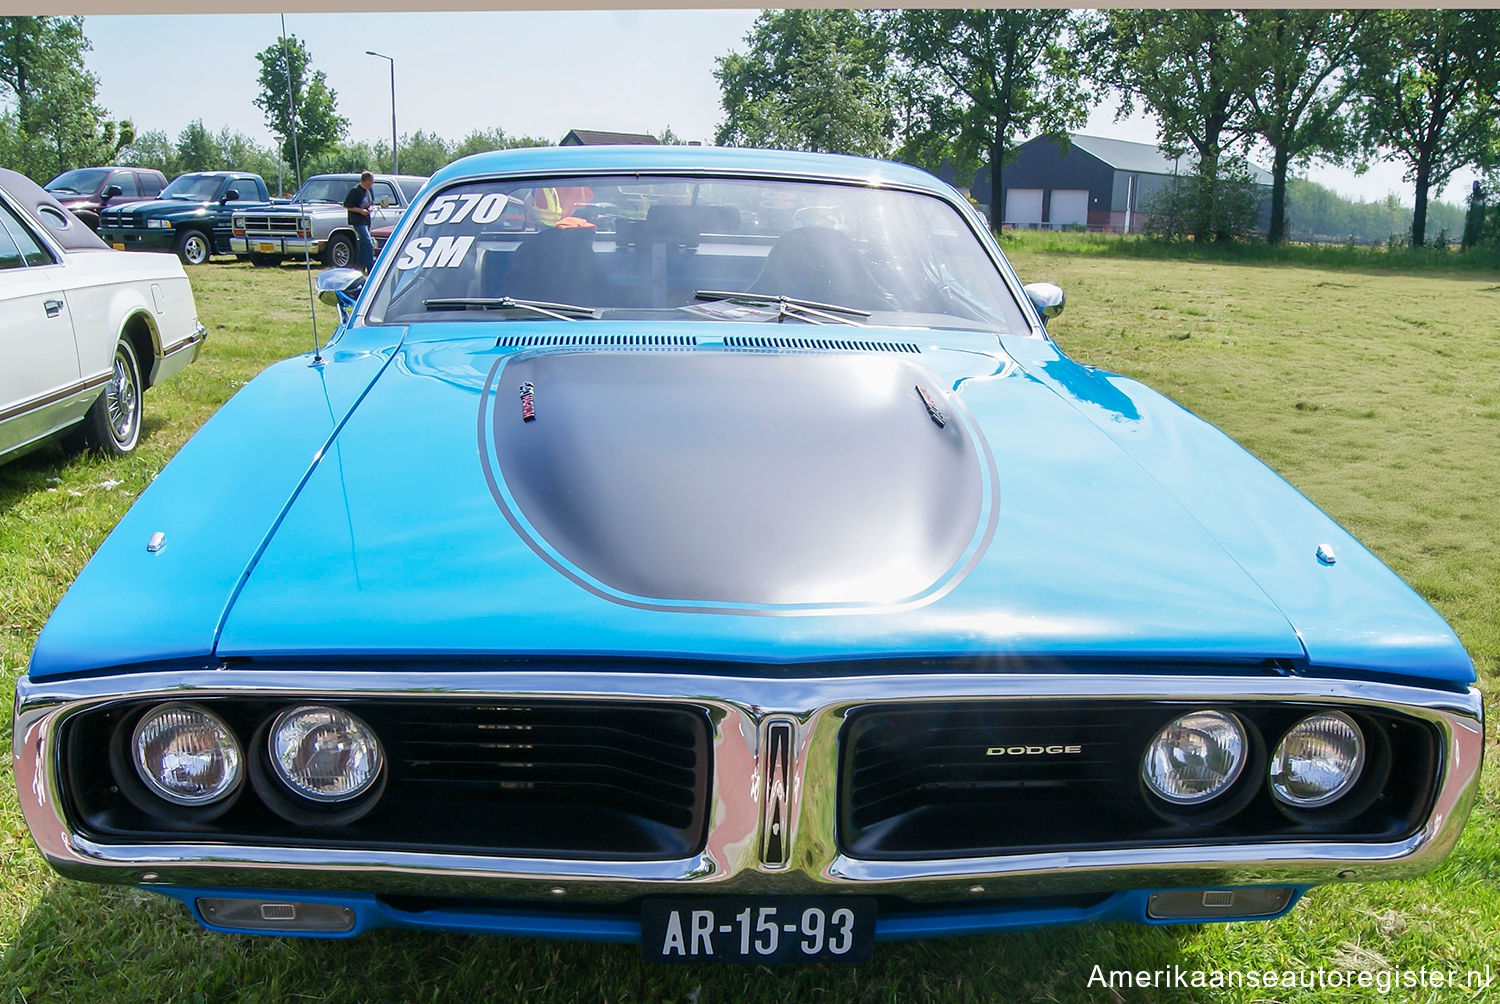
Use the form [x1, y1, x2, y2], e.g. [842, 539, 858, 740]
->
[307, 173, 427, 181]
[427, 146, 949, 194]
[0, 167, 109, 251]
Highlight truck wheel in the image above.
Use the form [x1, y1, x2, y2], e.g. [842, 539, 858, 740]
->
[249, 253, 282, 268]
[82, 338, 143, 456]
[174, 229, 212, 266]
[325, 234, 355, 269]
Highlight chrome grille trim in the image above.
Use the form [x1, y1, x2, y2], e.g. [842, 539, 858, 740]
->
[14, 669, 1482, 903]
[240, 216, 302, 234]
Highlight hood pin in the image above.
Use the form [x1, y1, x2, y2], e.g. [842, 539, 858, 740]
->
[520, 381, 536, 422]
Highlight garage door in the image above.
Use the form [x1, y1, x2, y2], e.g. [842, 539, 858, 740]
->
[1004, 188, 1043, 226]
[1049, 189, 1088, 227]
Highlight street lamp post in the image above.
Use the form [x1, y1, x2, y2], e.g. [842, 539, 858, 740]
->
[365, 50, 396, 174]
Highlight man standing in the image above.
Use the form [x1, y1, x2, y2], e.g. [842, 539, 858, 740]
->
[343, 171, 375, 272]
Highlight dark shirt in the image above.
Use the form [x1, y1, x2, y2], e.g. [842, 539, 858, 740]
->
[344, 184, 372, 227]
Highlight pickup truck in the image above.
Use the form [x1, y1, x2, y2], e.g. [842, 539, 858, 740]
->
[44, 166, 168, 231]
[230, 173, 427, 267]
[97, 171, 272, 265]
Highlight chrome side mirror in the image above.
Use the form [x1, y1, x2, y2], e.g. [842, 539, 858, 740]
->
[317, 268, 366, 305]
[1023, 282, 1065, 325]
[317, 268, 366, 323]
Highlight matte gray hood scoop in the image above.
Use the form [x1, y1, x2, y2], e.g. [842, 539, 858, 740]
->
[478, 350, 994, 611]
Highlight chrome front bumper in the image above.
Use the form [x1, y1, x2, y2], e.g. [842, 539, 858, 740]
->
[230, 237, 321, 254]
[13, 668, 1483, 904]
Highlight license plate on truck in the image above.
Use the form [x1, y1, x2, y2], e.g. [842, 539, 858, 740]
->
[256, 242, 276, 252]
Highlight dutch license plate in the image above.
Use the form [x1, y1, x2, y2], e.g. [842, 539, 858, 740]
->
[110, 242, 125, 250]
[256, 242, 276, 252]
[642, 897, 876, 963]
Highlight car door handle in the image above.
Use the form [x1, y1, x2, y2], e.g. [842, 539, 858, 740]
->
[43, 299, 64, 318]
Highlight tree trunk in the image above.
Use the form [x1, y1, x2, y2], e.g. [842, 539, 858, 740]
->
[1268, 147, 1291, 244]
[988, 135, 1005, 233]
[1194, 148, 1218, 243]
[1411, 156, 1431, 247]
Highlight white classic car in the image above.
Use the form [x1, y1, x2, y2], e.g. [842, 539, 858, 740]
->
[0, 167, 206, 464]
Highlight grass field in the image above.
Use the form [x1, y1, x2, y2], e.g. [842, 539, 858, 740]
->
[2, 253, 1498, 1003]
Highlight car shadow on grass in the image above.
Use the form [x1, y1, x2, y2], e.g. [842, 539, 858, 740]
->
[0, 879, 1212, 1004]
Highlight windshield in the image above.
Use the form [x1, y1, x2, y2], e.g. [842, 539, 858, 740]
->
[365, 174, 1029, 333]
[47, 168, 110, 194]
[161, 174, 224, 200]
[292, 176, 357, 204]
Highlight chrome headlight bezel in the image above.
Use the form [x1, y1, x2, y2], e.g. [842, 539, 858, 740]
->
[1270, 710, 1368, 809]
[129, 702, 244, 807]
[1140, 709, 1253, 810]
[266, 704, 385, 805]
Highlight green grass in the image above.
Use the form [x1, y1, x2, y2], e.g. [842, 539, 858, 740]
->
[1000, 228, 1500, 274]
[3, 256, 1498, 1002]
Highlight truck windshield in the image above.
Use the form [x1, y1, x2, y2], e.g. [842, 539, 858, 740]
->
[292, 177, 357, 204]
[46, 169, 111, 194]
[161, 175, 224, 200]
[366, 174, 1028, 334]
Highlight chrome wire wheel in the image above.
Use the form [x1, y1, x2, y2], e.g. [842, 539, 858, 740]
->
[104, 341, 141, 450]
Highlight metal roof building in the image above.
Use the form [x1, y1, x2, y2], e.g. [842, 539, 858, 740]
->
[559, 129, 661, 147]
[982, 133, 1271, 233]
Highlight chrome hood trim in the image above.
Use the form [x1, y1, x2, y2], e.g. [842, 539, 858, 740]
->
[14, 669, 1482, 904]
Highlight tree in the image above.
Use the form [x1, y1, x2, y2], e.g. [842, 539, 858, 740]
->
[883, 9, 1093, 230]
[381, 130, 449, 176]
[174, 120, 220, 172]
[0, 16, 134, 179]
[1141, 158, 1263, 243]
[715, 9, 895, 157]
[1104, 10, 1261, 241]
[1353, 10, 1500, 246]
[120, 129, 178, 177]
[1242, 11, 1366, 244]
[450, 128, 548, 160]
[253, 34, 348, 176]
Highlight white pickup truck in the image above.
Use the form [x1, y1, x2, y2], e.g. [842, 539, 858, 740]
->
[230, 172, 427, 268]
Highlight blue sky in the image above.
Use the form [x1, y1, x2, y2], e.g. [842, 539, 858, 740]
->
[82, 11, 1474, 207]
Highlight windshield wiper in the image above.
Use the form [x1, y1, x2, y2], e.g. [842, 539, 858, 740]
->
[694, 290, 869, 326]
[423, 296, 598, 321]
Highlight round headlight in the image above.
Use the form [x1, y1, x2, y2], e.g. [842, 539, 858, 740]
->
[268, 706, 383, 803]
[1142, 710, 1248, 805]
[1270, 711, 1365, 808]
[132, 703, 243, 805]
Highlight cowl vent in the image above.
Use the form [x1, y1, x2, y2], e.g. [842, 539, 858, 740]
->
[496, 333, 697, 348]
[722, 335, 921, 354]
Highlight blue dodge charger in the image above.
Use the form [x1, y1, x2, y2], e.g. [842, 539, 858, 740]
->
[14, 146, 1480, 964]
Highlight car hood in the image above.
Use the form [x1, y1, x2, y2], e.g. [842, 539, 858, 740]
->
[107, 197, 213, 217]
[211, 322, 1312, 667]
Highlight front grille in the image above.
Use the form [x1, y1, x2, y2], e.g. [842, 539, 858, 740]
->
[840, 701, 1439, 859]
[100, 212, 139, 228]
[381, 702, 704, 836]
[64, 698, 712, 860]
[241, 215, 302, 234]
